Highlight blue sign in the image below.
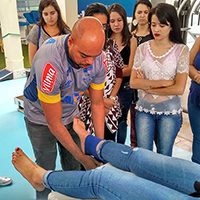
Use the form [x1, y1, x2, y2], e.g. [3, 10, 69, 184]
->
[78, 0, 137, 17]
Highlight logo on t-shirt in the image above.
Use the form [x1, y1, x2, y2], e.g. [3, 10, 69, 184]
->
[41, 63, 57, 93]
[45, 38, 56, 44]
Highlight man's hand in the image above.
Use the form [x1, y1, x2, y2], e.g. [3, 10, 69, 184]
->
[80, 155, 103, 170]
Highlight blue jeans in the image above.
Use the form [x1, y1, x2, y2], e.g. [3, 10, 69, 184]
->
[43, 141, 200, 199]
[135, 111, 182, 156]
[117, 82, 132, 144]
[188, 99, 200, 164]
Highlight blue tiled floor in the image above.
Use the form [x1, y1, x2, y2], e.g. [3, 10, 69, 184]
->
[0, 78, 35, 200]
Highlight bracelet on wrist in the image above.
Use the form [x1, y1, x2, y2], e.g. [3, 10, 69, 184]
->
[109, 96, 116, 100]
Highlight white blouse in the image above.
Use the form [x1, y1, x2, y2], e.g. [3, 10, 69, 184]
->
[132, 40, 189, 115]
[133, 40, 189, 103]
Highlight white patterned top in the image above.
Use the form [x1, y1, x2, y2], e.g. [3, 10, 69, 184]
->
[132, 40, 189, 115]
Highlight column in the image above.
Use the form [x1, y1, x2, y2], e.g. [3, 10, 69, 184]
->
[0, 0, 25, 79]
[57, 0, 78, 29]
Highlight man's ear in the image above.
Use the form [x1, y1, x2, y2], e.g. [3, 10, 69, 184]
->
[67, 36, 73, 48]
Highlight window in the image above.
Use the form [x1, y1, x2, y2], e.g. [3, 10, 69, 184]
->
[17, 0, 40, 11]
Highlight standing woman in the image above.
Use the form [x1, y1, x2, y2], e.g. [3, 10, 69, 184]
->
[108, 3, 137, 144]
[27, 0, 70, 64]
[131, 0, 152, 44]
[79, 3, 124, 141]
[188, 36, 200, 164]
[130, 3, 189, 156]
[130, 0, 153, 147]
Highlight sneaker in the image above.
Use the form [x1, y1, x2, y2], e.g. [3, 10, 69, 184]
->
[0, 176, 13, 186]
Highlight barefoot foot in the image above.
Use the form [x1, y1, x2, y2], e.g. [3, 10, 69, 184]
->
[12, 148, 46, 191]
[73, 117, 105, 154]
[73, 116, 89, 153]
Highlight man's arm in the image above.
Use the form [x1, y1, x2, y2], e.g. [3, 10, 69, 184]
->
[89, 87, 105, 139]
[40, 100, 101, 170]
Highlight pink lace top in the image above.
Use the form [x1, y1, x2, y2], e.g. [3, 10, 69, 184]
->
[132, 41, 189, 115]
[133, 41, 189, 103]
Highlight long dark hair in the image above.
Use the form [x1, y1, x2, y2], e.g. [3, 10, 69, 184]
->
[38, 0, 70, 34]
[85, 3, 109, 49]
[149, 3, 184, 44]
[108, 3, 131, 46]
[85, 3, 109, 23]
[131, 0, 152, 32]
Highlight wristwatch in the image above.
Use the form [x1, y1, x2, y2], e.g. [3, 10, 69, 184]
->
[109, 96, 116, 100]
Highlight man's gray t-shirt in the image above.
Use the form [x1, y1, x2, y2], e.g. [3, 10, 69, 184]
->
[24, 34, 106, 125]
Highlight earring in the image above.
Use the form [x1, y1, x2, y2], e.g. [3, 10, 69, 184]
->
[132, 19, 138, 26]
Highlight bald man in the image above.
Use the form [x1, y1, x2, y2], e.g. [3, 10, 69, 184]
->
[23, 17, 105, 200]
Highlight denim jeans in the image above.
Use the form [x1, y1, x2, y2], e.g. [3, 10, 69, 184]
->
[25, 117, 80, 200]
[43, 141, 200, 199]
[135, 111, 182, 156]
[117, 82, 132, 144]
[188, 99, 200, 164]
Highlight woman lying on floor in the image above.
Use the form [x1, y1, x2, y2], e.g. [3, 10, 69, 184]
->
[12, 117, 200, 200]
